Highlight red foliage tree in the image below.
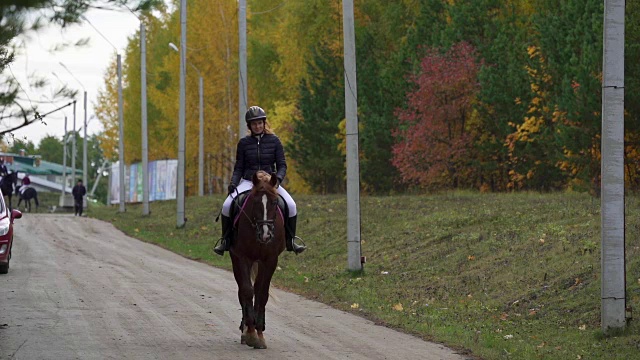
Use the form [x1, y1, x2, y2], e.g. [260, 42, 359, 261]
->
[392, 42, 482, 189]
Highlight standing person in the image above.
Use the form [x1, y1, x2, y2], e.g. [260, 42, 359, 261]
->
[214, 106, 306, 256]
[72, 179, 86, 216]
[0, 159, 7, 177]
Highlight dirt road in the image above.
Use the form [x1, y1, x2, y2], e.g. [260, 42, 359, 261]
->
[0, 214, 469, 360]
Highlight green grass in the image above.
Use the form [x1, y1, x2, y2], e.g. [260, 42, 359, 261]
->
[7, 191, 59, 212]
[88, 192, 640, 360]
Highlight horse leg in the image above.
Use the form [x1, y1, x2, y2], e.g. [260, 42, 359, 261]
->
[251, 258, 278, 349]
[230, 253, 257, 347]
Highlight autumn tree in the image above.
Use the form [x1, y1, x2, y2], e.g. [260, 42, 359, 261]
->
[514, 0, 604, 191]
[504, 45, 566, 190]
[114, 0, 239, 195]
[94, 55, 119, 161]
[393, 42, 482, 189]
[352, 0, 425, 193]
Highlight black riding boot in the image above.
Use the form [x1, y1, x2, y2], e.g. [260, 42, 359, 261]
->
[214, 215, 232, 256]
[286, 215, 306, 254]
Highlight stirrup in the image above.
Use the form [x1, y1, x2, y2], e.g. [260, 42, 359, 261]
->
[213, 237, 226, 256]
[291, 236, 306, 254]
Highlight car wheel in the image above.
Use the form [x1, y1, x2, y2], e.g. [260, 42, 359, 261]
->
[0, 244, 10, 274]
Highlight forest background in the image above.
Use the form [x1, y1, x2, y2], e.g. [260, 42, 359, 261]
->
[57, 0, 640, 197]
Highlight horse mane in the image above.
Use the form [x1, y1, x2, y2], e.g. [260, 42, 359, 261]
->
[250, 171, 277, 198]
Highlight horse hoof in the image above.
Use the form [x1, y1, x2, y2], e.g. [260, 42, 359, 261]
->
[245, 333, 260, 348]
[247, 336, 267, 349]
[253, 334, 267, 349]
[253, 339, 267, 349]
[240, 334, 246, 345]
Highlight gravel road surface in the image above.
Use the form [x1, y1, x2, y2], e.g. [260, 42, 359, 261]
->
[0, 214, 469, 360]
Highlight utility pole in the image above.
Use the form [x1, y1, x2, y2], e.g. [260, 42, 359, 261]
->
[238, 0, 247, 139]
[177, 0, 187, 228]
[118, 54, 126, 212]
[59, 62, 86, 193]
[80, 15, 122, 210]
[141, 23, 150, 215]
[198, 75, 204, 196]
[72, 100, 77, 186]
[168, 42, 204, 198]
[83, 91, 87, 194]
[601, 0, 626, 332]
[59, 116, 68, 207]
[342, 0, 362, 271]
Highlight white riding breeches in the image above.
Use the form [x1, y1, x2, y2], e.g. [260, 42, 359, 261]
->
[221, 179, 297, 218]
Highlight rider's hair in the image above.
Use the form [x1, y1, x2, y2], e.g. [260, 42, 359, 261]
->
[246, 120, 274, 136]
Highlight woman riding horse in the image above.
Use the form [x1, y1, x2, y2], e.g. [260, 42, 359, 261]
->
[215, 105, 305, 255]
[231, 170, 285, 348]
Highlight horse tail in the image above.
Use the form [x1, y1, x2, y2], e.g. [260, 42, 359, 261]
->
[250, 262, 258, 285]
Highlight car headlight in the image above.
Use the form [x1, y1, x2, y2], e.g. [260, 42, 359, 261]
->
[0, 221, 9, 236]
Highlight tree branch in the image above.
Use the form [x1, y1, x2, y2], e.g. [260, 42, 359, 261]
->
[0, 101, 74, 135]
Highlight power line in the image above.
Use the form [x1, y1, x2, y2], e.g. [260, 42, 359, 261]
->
[81, 15, 118, 51]
[6, 64, 37, 113]
[59, 62, 86, 91]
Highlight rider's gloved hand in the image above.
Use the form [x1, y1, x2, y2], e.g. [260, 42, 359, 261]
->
[227, 184, 236, 195]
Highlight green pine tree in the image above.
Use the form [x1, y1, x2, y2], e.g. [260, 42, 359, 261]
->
[287, 45, 345, 194]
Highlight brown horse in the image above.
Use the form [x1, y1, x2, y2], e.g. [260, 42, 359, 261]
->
[230, 171, 285, 349]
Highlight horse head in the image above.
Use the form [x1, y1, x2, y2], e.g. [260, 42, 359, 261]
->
[248, 171, 280, 244]
[1, 171, 16, 190]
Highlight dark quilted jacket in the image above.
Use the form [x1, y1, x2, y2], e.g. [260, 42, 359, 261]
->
[230, 133, 287, 186]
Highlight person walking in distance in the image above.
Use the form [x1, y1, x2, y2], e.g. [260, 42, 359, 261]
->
[72, 179, 86, 216]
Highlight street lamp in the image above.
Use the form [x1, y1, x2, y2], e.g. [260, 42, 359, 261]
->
[169, 42, 205, 197]
[82, 15, 125, 212]
[177, 0, 187, 227]
[124, 6, 150, 216]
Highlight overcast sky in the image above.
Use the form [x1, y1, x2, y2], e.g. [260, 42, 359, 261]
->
[8, 7, 139, 147]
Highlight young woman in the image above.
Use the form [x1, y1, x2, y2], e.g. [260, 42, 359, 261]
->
[214, 106, 306, 255]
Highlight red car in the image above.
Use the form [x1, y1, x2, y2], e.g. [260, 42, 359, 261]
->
[0, 189, 22, 274]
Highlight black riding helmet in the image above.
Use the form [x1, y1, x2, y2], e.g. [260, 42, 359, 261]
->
[245, 106, 267, 123]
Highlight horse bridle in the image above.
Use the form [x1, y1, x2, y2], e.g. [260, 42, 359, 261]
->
[240, 193, 279, 244]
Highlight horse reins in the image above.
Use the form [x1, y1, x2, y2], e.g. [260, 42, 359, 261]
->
[216, 187, 280, 244]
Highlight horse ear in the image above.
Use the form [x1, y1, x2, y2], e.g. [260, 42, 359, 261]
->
[269, 173, 278, 187]
[252, 172, 260, 186]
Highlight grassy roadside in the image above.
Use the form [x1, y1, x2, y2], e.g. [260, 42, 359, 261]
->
[88, 192, 640, 359]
